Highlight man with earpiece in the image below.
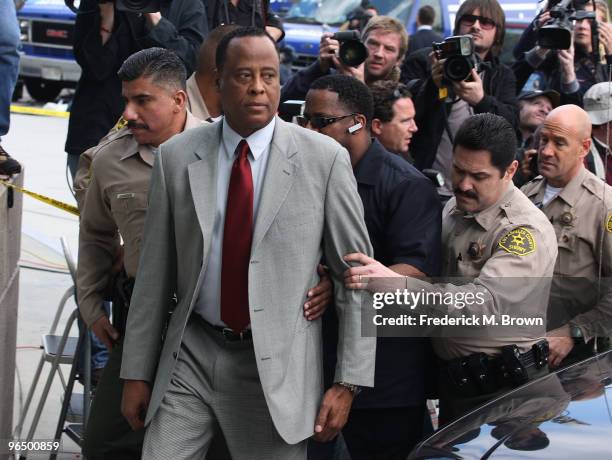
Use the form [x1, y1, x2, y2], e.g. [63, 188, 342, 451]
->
[300, 74, 442, 460]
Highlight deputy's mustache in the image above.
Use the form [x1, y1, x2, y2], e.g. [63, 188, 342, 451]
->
[454, 189, 478, 199]
[127, 121, 149, 130]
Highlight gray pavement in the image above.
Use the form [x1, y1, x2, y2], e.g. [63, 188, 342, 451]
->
[4, 110, 83, 459]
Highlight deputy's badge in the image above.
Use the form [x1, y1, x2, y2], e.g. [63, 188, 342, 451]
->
[560, 211, 574, 226]
[467, 242, 484, 259]
[498, 227, 536, 256]
[111, 117, 128, 132]
[606, 213, 612, 233]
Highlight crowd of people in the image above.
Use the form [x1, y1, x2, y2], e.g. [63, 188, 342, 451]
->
[1, 0, 612, 459]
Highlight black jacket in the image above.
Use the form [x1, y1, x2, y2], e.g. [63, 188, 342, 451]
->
[65, 0, 206, 156]
[279, 60, 329, 103]
[205, 0, 284, 39]
[323, 140, 441, 409]
[400, 47, 519, 170]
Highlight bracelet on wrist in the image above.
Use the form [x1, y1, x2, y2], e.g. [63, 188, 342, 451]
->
[336, 381, 361, 395]
[100, 26, 112, 34]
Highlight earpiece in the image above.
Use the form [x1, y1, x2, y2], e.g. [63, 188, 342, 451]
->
[347, 122, 363, 134]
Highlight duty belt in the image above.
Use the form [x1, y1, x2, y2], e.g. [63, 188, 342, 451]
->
[441, 340, 549, 398]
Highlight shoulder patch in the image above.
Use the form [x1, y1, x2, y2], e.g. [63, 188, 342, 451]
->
[498, 227, 536, 256]
[606, 213, 612, 233]
[111, 116, 128, 132]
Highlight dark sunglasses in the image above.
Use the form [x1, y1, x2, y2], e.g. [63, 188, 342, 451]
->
[296, 113, 356, 129]
[459, 14, 497, 30]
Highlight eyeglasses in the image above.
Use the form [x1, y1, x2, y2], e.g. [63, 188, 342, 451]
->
[459, 14, 497, 30]
[296, 113, 356, 129]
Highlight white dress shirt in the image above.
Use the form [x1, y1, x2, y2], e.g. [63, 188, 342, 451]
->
[194, 116, 276, 326]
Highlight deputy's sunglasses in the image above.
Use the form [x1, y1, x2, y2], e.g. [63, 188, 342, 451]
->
[459, 14, 497, 30]
[296, 113, 356, 129]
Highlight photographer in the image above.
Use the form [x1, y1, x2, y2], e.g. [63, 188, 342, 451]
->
[512, 0, 612, 106]
[64, 0, 206, 178]
[280, 15, 407, 102]
[341, 1, 378, 32]
[513, 89, 559, 186]
[400, 0, 518, 201]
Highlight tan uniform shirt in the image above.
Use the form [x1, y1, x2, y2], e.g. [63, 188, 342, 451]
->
[406, 184, 558, 360]
[186, 73, 211, 121]
[522, 167, 612, 340]
[76, 112, 203, 326]
[74, 118, 129, 211]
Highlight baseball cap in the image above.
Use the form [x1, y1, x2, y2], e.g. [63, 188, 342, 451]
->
[518, 90, 560, 108]
[584, 82, 612, 125]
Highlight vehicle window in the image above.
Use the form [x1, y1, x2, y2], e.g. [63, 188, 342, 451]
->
[284, 0, 415, 26]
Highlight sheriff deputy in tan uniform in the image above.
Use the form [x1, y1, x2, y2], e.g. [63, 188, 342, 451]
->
[73, 25, 237, 209]
[344, 113, 558, 425]
[521, 104, 612, 369]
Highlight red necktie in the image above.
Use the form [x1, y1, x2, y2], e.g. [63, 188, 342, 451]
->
[221, 140, 253, 332]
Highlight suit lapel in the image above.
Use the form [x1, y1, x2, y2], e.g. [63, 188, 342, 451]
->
[251, 119, 298, 251]
[188, 123, 222, 254]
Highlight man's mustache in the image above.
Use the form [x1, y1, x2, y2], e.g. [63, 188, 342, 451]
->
[127, 121, 149, 130]
[454, 189, 478, 199]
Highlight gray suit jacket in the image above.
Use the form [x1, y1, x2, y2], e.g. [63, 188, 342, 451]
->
[120, 117, 376, 444]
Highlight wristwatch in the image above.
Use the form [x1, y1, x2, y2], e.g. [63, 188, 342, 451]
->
[336, 381, 361, 396]
[569, 324, 583, 339]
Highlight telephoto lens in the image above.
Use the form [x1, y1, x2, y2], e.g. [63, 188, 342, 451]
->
[332, 31, 369, 67]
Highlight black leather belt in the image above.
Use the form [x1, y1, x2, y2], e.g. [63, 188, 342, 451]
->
[211, 325, 253, 342]
[193, 314, 252, 342]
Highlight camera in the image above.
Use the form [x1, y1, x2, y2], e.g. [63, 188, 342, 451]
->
[432, 35, 479, 82]
[346, 7, 374, 32]
[538, 0, 595, 49]
[332, 31, 369, 68]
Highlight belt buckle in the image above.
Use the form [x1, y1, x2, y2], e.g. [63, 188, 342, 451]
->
[221, 327, 237, 341]
[221, 327, 247, 341]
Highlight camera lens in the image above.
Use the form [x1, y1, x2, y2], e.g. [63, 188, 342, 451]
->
[338, 41, 368, 68]
[444, 56, 472, 81]
[538, 27, 572, 49]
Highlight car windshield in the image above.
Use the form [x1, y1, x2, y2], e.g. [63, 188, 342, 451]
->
[284, 0, 413, 26]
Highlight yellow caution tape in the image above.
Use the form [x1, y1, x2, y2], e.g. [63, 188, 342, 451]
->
[0, 179, 79, 216]
[10, 105, 70, 118]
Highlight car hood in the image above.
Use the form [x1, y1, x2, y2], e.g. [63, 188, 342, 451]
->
[410, 350, 612, 459]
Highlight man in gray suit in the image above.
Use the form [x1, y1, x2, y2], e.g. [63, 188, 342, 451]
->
[120, 26, 376, 459]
